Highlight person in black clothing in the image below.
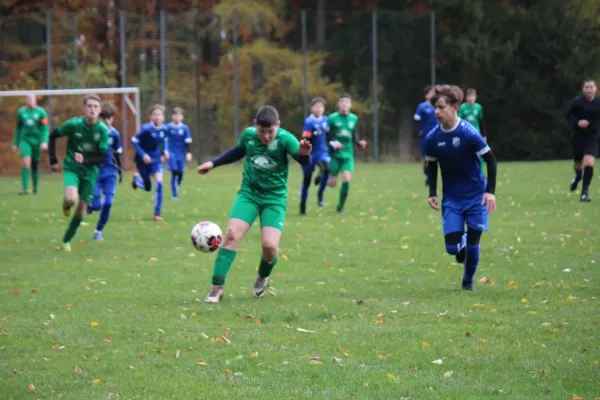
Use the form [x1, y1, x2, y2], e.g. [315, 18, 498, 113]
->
[566, 78, 600, 201]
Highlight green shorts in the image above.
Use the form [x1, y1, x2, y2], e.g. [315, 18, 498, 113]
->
[63, 169, 98, 203]
[329, 156, 354, 176]
[229, 191, 286, 231]
[19, 141, 41, 161]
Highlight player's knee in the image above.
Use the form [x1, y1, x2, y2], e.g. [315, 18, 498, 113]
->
[143, 179, 152, 191]
[21, 157, 31, 168]
[75, 203, 87, 217]
[583, 156, 595, 167]
[261, 240, 279, 260]
[302, 174, 312, 187]
[466, 228, 482, 246]
[328, 178, 337, 187]
[445, 243, 460, 255]
[223, 227, 243, 246]
[104, 196, 114, 208]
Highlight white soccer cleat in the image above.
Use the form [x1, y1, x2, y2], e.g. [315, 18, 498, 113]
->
[252, 276, 270, 298]
[204, 285, 225, 303]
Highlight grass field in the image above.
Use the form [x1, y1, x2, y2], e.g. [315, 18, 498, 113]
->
[1, 161, 599, 399]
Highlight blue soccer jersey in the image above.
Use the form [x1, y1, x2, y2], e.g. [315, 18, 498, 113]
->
[165, 122, 192, 160]
[414, 101, 438, 136]
[425, 118, 490, 200]
[302, 114, 329, 155]
[131, 122, 166, 163]
[99, 127, 122, 177]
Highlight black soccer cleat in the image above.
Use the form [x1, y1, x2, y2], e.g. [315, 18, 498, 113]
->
[336, 206, 344, 214]
[314, 174, 321, 186]
[18, 190, 28, 195]
[462, 282, 476, 291]
[570, 179, 579, 192]
[455, 247, 467, 264]
[580, 192, 592, 202]
[300, 201, 306, 216]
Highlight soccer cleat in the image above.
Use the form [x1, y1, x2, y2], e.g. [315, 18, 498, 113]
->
[33, 190, 37, 195]
[18, 189, 28, 195]
[455, 247, 466, 264]
[314, 175, 321, 186]
[300, 201, 306, 216]
[570, 179, 579, 192]
[252, 276, 270, 298]
[61, 242, 72, 252]
[62, 201, 71, 217]
[131, 173, 139, 190]
[580, 192, 592, 202]
[93, 231, 104, 242]
[172, 196, 179, 201]
[153, 215, 164, 221]
[318, 199, 324, 207]
[462, 282, 475, 291]
[336, 206, 344, 214]
[204, 285, 225, 303]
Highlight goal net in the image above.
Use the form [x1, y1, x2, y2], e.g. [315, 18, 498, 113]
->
[0, 87, 141, 174]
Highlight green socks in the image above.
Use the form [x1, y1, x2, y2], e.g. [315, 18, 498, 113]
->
[211, 247, 237, 285]
[338, 182, 350, 210]
[62, 216, 82, 244]
[21, 167, 30, 191]
[32, 167, 39, 192]
[258, 257, 278, 278]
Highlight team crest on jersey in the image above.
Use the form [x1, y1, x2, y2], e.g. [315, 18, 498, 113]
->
[267, 139, 278, 151]
[108, 137, 113, 145]
[348, 121, 355, 129]
[75, 132, 82, 138]
[452, 137, 460, 147]
[94, 133, 101, 142]
[26, 119, 34, 126]
[33, 113, 38, 119]
[322, 122, 328, 129]
[251, 155, 277, 169]
[178, 129, 183, 135]
[159, 131, 164, 138]
[340, 129, 351, 137]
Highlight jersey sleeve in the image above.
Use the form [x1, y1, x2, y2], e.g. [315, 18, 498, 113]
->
[424, 134, 437, 161]
[98, 126, 110, 153]
[57, 118, 77, 138]
[39, 108, 49, 143]
[284, 131, 301, 156]
[184, 126, 192, 144]
[112, 130, 123, 153]
[414, 104, 422, 121]
[467, 128, 490, 156]
[13, 109, 22, 146]
[236, 128, 249, 151]
[131, 127, 147, 157]
[302, 118, 313, 138]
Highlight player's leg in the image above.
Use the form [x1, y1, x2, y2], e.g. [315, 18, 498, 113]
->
[205, 193, 258, 303]
[327, 157, 340, 188]
[580, 137, 598, 201]
[152, 163, 164, 220]
[176, 160, 185, 186]
[441, 203, 467, 263]
[571, 135, 584, 192]
[18, 141, 32, 194]
[62, 170, 80, 217]
[336, 158, 354, 213]
[89, 177, 103, 214]
[316, 156, 330, 206]
[132, 160, 152, 192]
[61, 172, 90, 251]
[94, 175, 117, 241]
[252, 203, 286, 297]
[300, 162, 315, 215]
[419, 136, 429, 186]
[462, 200, 488, 290]
[30, 145, 41, 194]
[167, 157, 179, 199]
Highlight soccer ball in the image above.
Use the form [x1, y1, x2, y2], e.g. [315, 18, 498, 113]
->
[191, 221, 223, 253]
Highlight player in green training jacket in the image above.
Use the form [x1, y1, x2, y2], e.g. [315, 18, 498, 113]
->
[197, 106, 312, 303]
[12, 95, 49, 195]
[49, 94, 110, 252]
[458, 88, 487, 170]
[327, 93, 367, 213]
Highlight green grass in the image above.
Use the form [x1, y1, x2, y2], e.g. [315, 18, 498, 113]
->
[1, 161, 599, 399]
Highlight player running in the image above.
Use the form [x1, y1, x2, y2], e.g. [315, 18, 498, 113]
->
[165, 107, 192, 200]
[87, 102, 123, 241]
[131, 104, 168, 220]
[414, 86, 438, 185]
[197, 105, 312, 303]
[566, 78, 600, 202]
[48, 94, 110, 252]
[12, 94, 49, 195]
[327, 93, 367, 213]
[300, 97, 330, 215]
[424, 85, 497, 291]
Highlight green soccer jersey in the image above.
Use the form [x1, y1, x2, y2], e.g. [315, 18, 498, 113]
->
[13, 106, 49, 146]
[458, 102, 483, 133]
[328, 111, 359, 159]
[236, 126, 301, 201]
[57, 117, 110, 174]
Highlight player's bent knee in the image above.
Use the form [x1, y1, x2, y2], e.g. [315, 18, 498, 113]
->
[21, 157, 31, 168]
[466, 228, 483, 245]
[154, 173, 163, 183]
[445, 243, 460, 255]
[328, 178, 337, 187]
[261, 241, 279, 259]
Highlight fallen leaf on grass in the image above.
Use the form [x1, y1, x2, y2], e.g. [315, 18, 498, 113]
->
[73, 366, 83, 372]
[93, 379, 101, 385]
[28, 384, 35, 392]
[90, 322, 100, 327]
[541, 300, 549, 305]
[308, 356, 322, 361]
[175, 350, 181, 359]
[386, 373, 396, 380]
[465, 332, 471, 337]
[571, 395, 584, 400]
[251, 352, 259, 358]
[179, 314, 186, 320]
[339, 347, 350, 357]
[476, 338, 487, 343]
[103, 338, 112, 344]
[432, 359, 443, 364]
[422, 342, 430, 348]
[196, 361, 208, 366]
[521, 299, 528, 303]
[567, 295, 576, 301]
[478, 277, 490, 284]
[332, 357, 343, 363]
[297, 328, 315, 333]
[377, 354, 388, 359]
[444, 370, 454, 377]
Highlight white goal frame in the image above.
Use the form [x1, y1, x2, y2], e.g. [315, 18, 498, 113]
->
[0, 87, 141, 169]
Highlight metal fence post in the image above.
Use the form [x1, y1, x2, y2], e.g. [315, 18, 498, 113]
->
[119, 10, 128, 168]
[46, 9, 53, 130]
[430, 1, 436, 86]
[372, 10, 379, 162]
[301, 10, 308, 117]
[160, 8, 167, 106]
[232, 10, 239, 141]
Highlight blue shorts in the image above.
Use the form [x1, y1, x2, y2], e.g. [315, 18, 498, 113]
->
[167, 157, 185, 172]
[302, 152, 331, 175]
[419, 134, 427, 158]
[94, 173, 118, 198]
[135, 158, 163, 180]
[441, 196, 488, 235]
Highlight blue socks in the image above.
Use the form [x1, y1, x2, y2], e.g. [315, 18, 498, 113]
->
[317, 172, 329, 204]
[171, 173, 179, 198]
[96, 200, 113, 232]
[154, 182, 163, 217]
[300, 181, 309, 204]
[463, 245, 480, 284]
[134, 175, 152, 192]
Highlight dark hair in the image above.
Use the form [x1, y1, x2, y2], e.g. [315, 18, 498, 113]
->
[83, 94, 102, 105]
[466, 88, 477, 96]
[431, 84, 464, 106]
[99, 102, 116, 120]
[424, 85, 433, 95]
[149, 104, 165, 114]
[255, 105, 279, 127]
[340, 93, 352, 100]
[311, 97, 326, 107]
[172, 106, 184, 115]
[583, 78, 596, 85]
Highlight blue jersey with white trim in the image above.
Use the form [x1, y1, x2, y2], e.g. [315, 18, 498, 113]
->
[425, 118, 490, 200]
[99, 127, 122, 176]
[165, 122, 192, 159]
[414, 101, 438, 136]
[131, 122, 166, 163]
[302, 114, 329, 155]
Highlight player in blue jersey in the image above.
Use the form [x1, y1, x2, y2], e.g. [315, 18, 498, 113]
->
[299, 97, 331, 215]
[87, 102, 123, 241]
[131, 104, 168, 221]
[424, 85, 497, 291]
[165, 107, 192, 200]
[414, 86, 438, 186]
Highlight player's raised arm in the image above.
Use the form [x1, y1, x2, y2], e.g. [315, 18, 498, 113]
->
[198, 135, 246, 174]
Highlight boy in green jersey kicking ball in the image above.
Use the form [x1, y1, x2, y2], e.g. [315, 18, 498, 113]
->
[458, 89, 487, 171]
[197, 106, 312, 303]
[49, 94, 110, 252]
[12, 94, 49, 195]
[327, 93, 367, 213]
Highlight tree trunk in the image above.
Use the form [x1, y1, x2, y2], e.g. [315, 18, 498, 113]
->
[316, 0, 325, 47]
[396, 104, 414, 162]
